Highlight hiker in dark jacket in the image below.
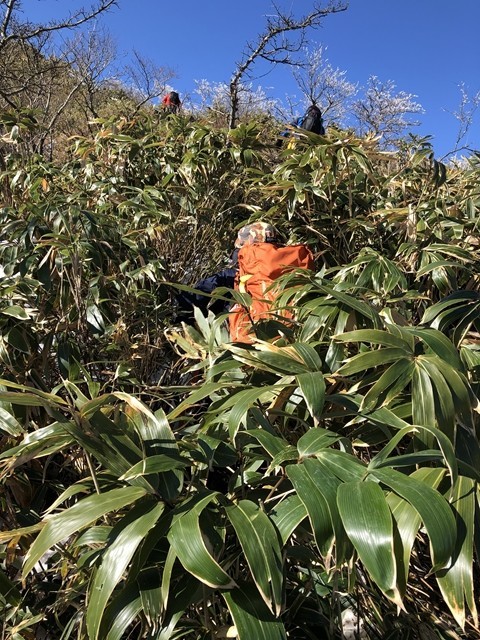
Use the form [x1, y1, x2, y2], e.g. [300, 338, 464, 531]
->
[277, 104, 325, 146]
[175, 222, 281, 323]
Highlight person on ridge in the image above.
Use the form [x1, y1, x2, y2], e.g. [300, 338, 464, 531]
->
[277, 104, 325, 147]
[162, 90, 181, 114]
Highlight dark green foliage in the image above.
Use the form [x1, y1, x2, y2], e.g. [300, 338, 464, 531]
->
[0, 114, 479, 639]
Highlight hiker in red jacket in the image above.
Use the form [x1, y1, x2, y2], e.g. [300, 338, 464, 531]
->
[162, 90, 181, 114]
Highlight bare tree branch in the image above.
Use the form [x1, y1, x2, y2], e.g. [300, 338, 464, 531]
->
[0, 0, 15, 41]
[228, 0, 347, 128]
[121, 51, 176, 115]
[442, 82, 480, 159]
[0, 0, 117, 52]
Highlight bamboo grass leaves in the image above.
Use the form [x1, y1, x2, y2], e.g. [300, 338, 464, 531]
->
[1, 120, 480, 637]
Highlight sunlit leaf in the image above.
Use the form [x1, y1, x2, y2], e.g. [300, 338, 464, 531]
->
[223, 582, 287, 640]
[226, 499, 283, 615]
[371, 467, 456, 571]
[296, 371, 325, 424]
[436, 475, 478, 630]
[168, 492, 235, 589]
[337, 480, 401, 605]
[86, 501, 164, 640]
[23, 487, 147, 576]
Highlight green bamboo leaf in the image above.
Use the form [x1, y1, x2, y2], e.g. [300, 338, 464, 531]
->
[381, 323, 415, 351]
[364, 405, 411, 431]
[86, 501, 164, 640]
[227, 387, 278, 439]
[437, 476, 478, 630]
[315, 449, 366, 483]
[0, 391, 54, 407]
[79, 393, 114, 418]
[119, 454, 187, 480]
[316, 284, 381, 325]
[101, 583, 143, 640]
[416, 259, 468, 278]
[114, 394, 176, 446]
[229, 346, 312, 375]
[127, 400, 186, 501]
[5, 326, 30, 353]
[159, 572, 203, 640]
[371, 467, 456, 571]
[74, 526, 111, 547]
[247, 429, 290, 458]
[375, 451, 443, 467]
[287, 462, 334, 559]
[1, 305, 30, 319]
[45, 481, 92, 515]
[429, 357, 473, 426]
[269, 494, 307, 545]
[168, 492, 235, 589]
[223, 583, 287, 640]
[296, 427, 340, 457]
[416, 356, 455, 439]
[23, 486, 147, 576]
[160, 546, 177, 617]
[118, 400, 183, 501]
[268, 445, 298, 470]
[333, 329, 411, 349]
[422, 291, 479, 324]
[226, 499, 283, 615]
[289, 343, 323, 370]
[336, 348, 409, 376]
[0, 568, 21, 605]
[60, 419, 148, 489]
[384, 463, 445, 598]
[386, 491, 421, 597]
[409, 328, 463, 369]
[412, 361, 435, 427]
[362, 359, 414, 411]
[64, 379, 90, 409]
[370, 424, 457, 488]
[427, 244, 473, 260]
[0, 406, 25, 435]
[296, 372, 325, 424]
[167, 383, 231, 420]
[0, 521, 43, 543]
[337, 480, 401, 605]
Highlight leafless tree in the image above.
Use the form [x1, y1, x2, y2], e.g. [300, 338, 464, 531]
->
[442, 82, 480, 160]
[0, 0, 117, 54]
[65, 27, 117, 121]
[228, 0, 347, 129]
[0, 0, 117, 154]
[194, 78, 281, 127]
[120, 51, 177, 115]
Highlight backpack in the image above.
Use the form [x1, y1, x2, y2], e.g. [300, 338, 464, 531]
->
[168, 91, 180, 105]
[300, 106, 325, 135]
[229, 242, 314, 343]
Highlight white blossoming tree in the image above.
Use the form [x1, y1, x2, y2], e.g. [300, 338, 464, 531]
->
[351, 75, 424, 147]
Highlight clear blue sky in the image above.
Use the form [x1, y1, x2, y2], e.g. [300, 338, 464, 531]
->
[20, 1, 480, 157]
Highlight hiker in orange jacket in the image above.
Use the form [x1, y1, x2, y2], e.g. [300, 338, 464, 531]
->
[229, 223, 314, 342]
[176, 221, 314, 342]
[175, 222, 281, 324]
